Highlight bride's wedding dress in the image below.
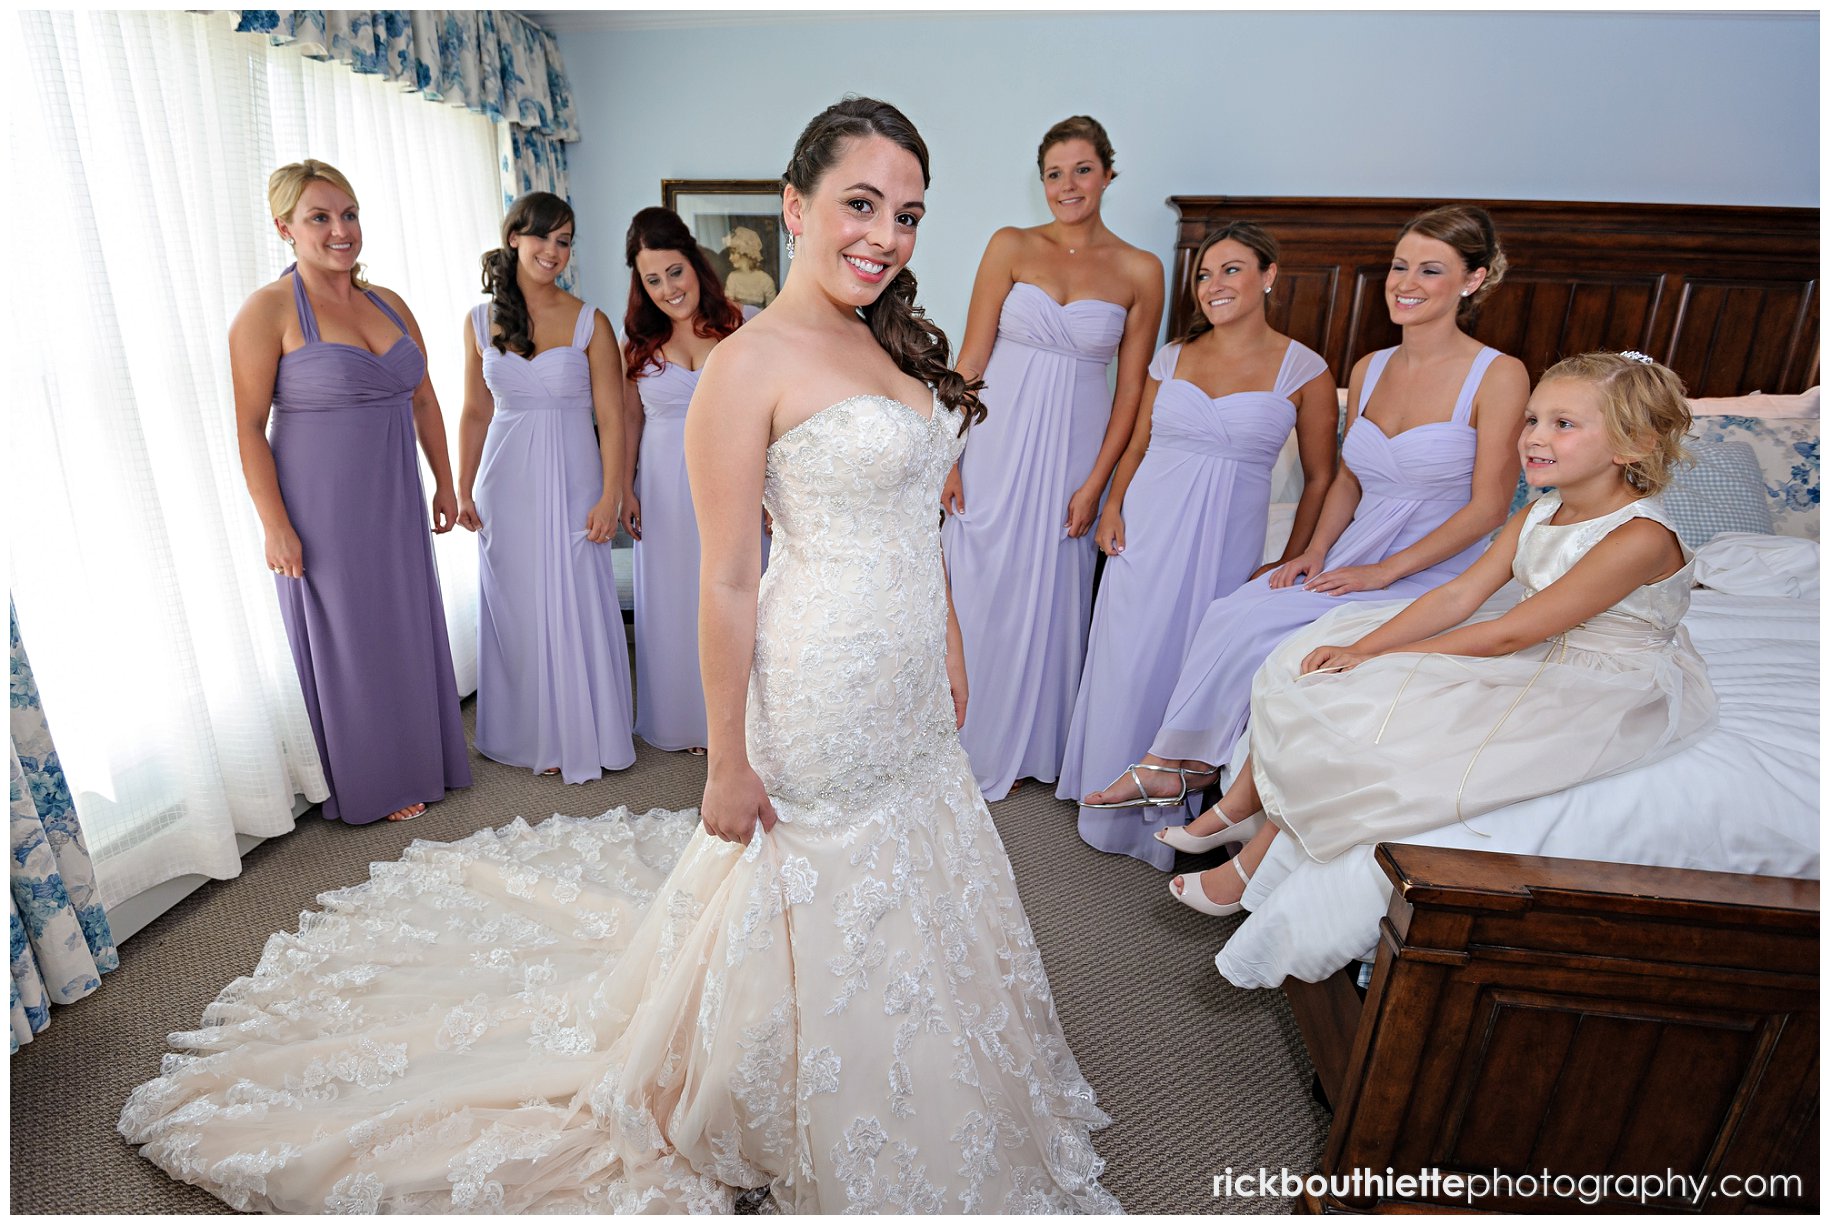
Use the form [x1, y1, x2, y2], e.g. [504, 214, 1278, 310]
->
[119, 393, 1121, 1214]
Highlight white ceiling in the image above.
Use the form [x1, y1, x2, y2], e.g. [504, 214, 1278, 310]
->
[516, 9, 1015, 35]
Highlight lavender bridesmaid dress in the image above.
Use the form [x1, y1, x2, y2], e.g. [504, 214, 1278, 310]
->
[472, 302, 635, 782]
[267, 267, 471, 823]
[942, 281, 1127, 800]
[1147, 345, 1503, 776]
[1061, 338, 1330, 867]
[629, 335, 767, 752]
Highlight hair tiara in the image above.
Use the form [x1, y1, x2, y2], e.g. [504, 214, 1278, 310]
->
[1618, 350, 1656, 365]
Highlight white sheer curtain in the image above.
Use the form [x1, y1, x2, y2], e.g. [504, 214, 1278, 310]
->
[12, 11, 501, 909]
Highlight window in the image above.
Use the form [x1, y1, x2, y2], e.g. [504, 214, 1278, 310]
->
[13, 10, 501, 907]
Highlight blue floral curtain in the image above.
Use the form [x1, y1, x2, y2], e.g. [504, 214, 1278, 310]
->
[229, 10, 577, 203]
[504, 125, 569, 207]
[11, 602, 117, 1054]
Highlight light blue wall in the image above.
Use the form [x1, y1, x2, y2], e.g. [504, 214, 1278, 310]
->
[556, 11, 1818, 343]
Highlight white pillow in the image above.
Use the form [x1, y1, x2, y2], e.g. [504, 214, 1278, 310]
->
[1688, 387, 1820, 420]
[1693, 533, 1820, 599]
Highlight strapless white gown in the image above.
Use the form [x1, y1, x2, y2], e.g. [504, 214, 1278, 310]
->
[118, 393, 1120, 1214]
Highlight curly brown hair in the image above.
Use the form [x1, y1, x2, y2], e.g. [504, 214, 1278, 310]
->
[481, 192, 575, 358]
[783, 97, 984, 429]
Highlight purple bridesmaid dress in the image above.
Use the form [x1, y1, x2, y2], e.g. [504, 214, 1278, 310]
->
[942, 281, 1127, 801]
[1061, 339, 1330, 867]
[631, 361, 707, 751]
[267, 267, 471, 823]
[630, 347, 768, 752]
[471, 302, 635, 782]
[1148, 345, 1503, 776]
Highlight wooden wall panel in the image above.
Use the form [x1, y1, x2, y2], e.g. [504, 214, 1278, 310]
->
[1167, 197, 1819, 395]
[1672, 279, 1818, 395]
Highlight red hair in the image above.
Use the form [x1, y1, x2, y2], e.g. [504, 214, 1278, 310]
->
[622, 206, 744, 381]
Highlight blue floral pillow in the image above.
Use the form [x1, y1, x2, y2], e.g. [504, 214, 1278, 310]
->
[1687, 416, 1820, 541]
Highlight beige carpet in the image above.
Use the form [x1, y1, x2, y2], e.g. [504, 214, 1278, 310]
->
[10, 701, 1329, 1214]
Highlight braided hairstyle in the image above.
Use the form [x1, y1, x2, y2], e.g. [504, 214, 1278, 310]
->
[782, 97, 984, 429]
[481, 191, 575, 357]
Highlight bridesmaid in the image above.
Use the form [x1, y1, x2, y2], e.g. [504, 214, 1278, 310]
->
[618, 206, 754, 753]
[1081, 205, 1530, 845]
[941, 115, 1164, 801]
[1059, 222, 1337, 867]
[231, 160, 470, 825]
[456, 192, 635, 783]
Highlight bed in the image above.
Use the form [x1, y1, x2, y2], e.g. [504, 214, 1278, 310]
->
[1165, 196, 1820, 1212]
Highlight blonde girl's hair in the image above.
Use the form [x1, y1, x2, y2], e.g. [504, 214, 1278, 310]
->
[268, 159, 368, 289]
[1538, 351, 1693, 495]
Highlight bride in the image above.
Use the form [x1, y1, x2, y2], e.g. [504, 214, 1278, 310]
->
[119, 98, 1121, 1215]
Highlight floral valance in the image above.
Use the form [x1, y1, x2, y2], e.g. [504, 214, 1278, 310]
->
[230, 10, 576, 140]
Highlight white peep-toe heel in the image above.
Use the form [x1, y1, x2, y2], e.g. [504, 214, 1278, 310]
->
[1154, 808, 1264, 854]
[1168, 856, 1252, 917]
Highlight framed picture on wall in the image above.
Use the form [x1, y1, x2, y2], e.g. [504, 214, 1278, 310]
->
[661, 179, 786, 311]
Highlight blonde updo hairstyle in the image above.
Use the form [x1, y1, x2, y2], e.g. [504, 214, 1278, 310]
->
[1036, 115, 1117, 182]
[268, 159, 368, 289]
[1537, 352, 1693, 495]
[1396, 204, 1507, 322]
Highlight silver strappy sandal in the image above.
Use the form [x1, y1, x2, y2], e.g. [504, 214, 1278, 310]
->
[1082, 763, 1218, 810]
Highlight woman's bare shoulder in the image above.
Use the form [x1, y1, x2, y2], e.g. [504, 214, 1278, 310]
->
[697, 320, 784, 390]
[233, 278, 293, 335]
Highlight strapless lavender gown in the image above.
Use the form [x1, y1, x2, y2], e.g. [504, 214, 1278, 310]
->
[1149, 345, 1504, 775]
[267, 267, 470, 824]
[630, 358, 770, 752]
[471, 303, 634, 782]
[1062, 339, 1330, 867]
[942, 281, 1127, 801]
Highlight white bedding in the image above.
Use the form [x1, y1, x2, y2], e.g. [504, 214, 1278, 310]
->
[1214, 538, 1822, 989]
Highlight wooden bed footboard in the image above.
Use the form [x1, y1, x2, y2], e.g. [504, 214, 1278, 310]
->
[1282, 844, 1819, 1213]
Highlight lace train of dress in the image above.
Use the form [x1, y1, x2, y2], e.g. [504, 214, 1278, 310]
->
[119, 394, 1120, 1214]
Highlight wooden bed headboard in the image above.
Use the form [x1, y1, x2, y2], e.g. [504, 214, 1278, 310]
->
[1166, 197, 1820, 396]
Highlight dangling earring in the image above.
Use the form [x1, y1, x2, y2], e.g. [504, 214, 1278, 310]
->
[785, 232, 797, 260]
[284, 235, 295, 247]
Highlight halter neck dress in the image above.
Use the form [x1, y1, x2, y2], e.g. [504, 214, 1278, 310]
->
[471, 301, 634, 782]
[941, 281, 1128, 801]
[1147, 345, 1503, 780]
[267, 266, 470, 823]
[1061, 338, 1330, 867]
